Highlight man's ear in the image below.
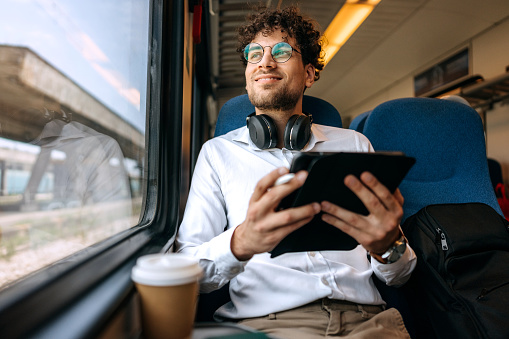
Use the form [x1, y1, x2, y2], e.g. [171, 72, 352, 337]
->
[304, 64, 316, 89]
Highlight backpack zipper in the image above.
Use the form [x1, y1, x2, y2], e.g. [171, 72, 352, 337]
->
[436, 228, 449, 250]
[477, 281, 509, 300]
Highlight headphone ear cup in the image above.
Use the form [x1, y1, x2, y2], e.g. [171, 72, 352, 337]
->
[284, 115, 312, 150]
[247, 114, 278, 149]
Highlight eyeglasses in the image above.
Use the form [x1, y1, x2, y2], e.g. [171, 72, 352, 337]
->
[243, 42, 301, 64]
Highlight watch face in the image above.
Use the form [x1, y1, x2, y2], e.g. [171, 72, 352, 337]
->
[384, 236, 407, 264]
[386, 250, 402, 264]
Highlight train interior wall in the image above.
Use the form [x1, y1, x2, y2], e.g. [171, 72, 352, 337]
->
[341, 17, 509, 184]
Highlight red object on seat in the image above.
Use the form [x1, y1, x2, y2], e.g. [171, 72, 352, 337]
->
[193, 1, 202, 44]
[495, 183, 509, 221]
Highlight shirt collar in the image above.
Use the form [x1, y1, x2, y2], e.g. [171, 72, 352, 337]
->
[302, 124, 328, 151]
[233, 126, 252, 144]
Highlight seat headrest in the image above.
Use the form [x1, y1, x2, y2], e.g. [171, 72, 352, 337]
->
[348, 111, 371, 133]
[440, 95, 471, 106]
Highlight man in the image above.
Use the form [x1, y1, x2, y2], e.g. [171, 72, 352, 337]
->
[176, 6, 416, 338]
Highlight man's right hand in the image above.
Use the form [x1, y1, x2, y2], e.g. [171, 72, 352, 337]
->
[231, 167, 321, 261]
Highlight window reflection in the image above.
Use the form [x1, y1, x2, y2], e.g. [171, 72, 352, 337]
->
[0, 0, 149, 289]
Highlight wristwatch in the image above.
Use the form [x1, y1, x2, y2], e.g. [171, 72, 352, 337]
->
[369, 234, 407, 264]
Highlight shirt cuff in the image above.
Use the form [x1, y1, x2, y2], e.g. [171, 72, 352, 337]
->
[209, 226, 248, 279]
[371, 244, 417, 286]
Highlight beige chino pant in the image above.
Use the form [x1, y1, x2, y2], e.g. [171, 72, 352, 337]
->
[238, 298, 410, 339]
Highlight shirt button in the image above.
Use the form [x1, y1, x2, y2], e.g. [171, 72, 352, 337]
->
[309, 251, 316, 257]
[321, 277, 329, 286]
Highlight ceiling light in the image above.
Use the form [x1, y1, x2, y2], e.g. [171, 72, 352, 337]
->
[323, 0, 381, 66]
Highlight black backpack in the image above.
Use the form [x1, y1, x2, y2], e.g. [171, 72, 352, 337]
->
[400, 203, 509, 339]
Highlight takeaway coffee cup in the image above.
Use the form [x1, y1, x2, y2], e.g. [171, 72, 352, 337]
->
[131, 253, 203, 339]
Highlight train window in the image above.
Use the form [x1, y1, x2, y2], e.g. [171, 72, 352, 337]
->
[0, 0, 150, 289]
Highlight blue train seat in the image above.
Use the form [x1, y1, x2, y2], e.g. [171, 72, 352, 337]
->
[362, 97, 502, 222]
[214, 94, 342, 137]
[348, 110, 370, 133]
[361, 97, 503, 337]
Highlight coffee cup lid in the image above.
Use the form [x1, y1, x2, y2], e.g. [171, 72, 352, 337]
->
[131, 253, 203, 286]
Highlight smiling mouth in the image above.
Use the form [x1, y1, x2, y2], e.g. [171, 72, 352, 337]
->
[254, 72, 283, 82]
[256, 77, 281, 81]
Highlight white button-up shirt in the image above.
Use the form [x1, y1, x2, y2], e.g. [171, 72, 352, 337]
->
[175, 124, 416, 319]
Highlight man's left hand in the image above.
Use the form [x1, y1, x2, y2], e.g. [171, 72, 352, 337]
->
[320, 171, 403, 254]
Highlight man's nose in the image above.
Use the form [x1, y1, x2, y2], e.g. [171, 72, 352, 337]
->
[258, 47, 277, 68]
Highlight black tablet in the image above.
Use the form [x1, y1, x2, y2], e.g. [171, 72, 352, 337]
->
[270, 152, 416, 257]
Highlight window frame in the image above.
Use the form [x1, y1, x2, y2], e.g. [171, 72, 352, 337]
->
[0, 0, 184, 337]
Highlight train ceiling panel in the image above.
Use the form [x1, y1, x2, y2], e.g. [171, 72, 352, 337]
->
[209, 0, 509, 117]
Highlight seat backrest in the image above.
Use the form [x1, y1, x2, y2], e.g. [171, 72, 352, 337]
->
[362, 97, 502, 222]
[348, 110, 370, 133]
[214, 94, 342, 137]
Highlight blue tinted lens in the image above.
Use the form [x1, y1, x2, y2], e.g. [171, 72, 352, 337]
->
[271, 42, 293, 62]
[244, 43, 263, 63]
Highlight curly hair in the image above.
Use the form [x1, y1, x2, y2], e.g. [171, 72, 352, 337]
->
[236, 6, 325, 81]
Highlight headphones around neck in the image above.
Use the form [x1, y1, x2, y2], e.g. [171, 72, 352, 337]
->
[246, 113, 313, 150]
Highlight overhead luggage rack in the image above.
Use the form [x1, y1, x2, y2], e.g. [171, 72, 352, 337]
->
[418, 74, 484, 99]
[419, 69, 509, 111]
[460, 71, 509, 110]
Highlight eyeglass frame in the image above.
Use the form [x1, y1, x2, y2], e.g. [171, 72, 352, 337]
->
[243, 41, 302, 64]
